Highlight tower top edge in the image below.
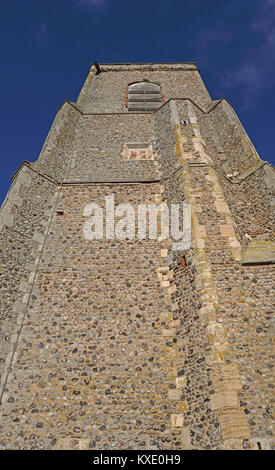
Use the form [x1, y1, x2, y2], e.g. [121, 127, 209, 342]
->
[89, 62, 198, 72]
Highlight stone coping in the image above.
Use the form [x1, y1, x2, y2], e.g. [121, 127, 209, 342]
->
[89, 62, 198, 72]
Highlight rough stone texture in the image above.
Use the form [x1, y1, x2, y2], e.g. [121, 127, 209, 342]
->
[0, 184, 183, 449]
[0, 62, 274, 450]
[78, 63, 211, 113]
[0, 166, 57, 383]
[31, 102, 81, 182]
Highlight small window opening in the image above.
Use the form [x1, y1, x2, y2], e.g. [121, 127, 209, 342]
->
[56, 210, 64, 216]
[181, 119, 189, 126]
[128, 81, 162, 112]
[179, 254, 187, 269]
[121, 142, 154, 161]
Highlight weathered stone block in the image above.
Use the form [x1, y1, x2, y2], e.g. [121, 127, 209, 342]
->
[210, 391, 239, 411]
[171, 414, 184, 428]
[218, 408, 250, 439]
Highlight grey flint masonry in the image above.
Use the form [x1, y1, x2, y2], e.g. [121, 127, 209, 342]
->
[0, 62, 274, 450]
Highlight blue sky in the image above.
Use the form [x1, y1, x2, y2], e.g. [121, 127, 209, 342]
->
[0, 0, 274, 204]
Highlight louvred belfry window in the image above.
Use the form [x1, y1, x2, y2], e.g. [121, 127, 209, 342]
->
[127, 82, 162, 112]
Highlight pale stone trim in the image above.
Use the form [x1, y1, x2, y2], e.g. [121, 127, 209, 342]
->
[167, 101, 251, 446]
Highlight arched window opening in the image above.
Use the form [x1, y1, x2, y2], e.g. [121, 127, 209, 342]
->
[128, 82, 162, 112]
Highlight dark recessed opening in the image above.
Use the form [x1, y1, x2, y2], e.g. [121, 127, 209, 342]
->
[181, 119, 188, 126]
[179, 254, 187, 269]
[56, 211, 64, 216]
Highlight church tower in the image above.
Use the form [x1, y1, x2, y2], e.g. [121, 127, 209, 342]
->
[0, 62, 274, 450]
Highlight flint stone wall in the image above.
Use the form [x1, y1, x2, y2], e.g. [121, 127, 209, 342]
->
[0, 62, 274, 450]
[78, 64, 211, 114]
[0, 166, 56, 383]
